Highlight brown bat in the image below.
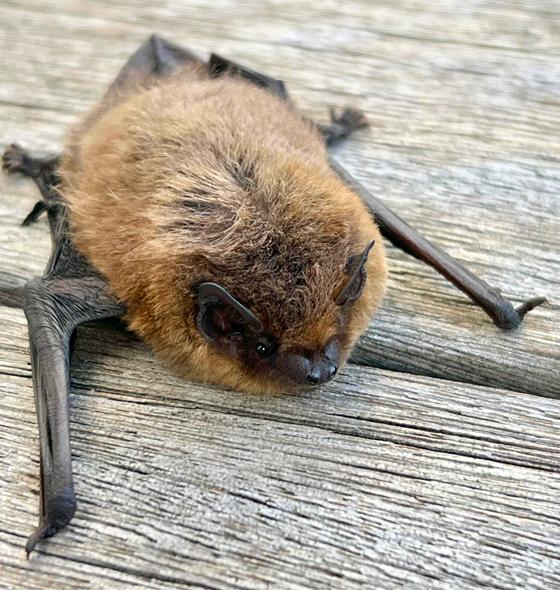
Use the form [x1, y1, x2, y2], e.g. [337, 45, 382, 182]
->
[2, 35, 546, 555]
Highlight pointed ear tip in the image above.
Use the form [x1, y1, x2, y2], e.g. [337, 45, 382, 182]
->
[361, 239, 375, 260]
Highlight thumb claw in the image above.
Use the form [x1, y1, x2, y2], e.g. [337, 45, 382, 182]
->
[516, 296, 548, 320]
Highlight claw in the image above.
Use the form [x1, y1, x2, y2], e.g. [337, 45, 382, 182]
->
[22, 201, 48, 226]
[26, 489, 77, 558]
[322, 107, 369, 146]
[25, 522, 52, 559]
[329, 106, 369, 132]
[516, 296, 548, 321]
[2, 143, 31, 175]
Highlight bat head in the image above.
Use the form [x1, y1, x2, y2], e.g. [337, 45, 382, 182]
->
[191, 235, 384, 392]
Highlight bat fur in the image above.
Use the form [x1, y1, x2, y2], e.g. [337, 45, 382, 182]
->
[60, 62, 387, 393]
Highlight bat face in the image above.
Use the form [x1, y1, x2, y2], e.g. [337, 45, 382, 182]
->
[174, 192, 387, 395]
[195, 240, 377, 388]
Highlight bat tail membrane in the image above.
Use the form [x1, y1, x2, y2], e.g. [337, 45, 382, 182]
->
[330, 159, 548, 329]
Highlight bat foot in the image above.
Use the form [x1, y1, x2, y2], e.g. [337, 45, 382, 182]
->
[3, 144, 61, 224]
[2, 143, 34, 176]
[329, 106, 369, 134]
[320, 107, 369, 145]
[3, 143, 59, 181]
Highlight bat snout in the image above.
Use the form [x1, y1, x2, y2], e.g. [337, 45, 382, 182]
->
[306, 358, 338, 385]
[281, 339, 341, 387]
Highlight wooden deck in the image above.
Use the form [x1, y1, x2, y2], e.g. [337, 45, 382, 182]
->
[1, 0, 559, 587]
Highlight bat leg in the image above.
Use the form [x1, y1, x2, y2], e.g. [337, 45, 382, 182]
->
[2, 144, 61, 225]
[23, 275, 125, 557]
[318, 107, 369, 146]
[330, 159, 547, 329]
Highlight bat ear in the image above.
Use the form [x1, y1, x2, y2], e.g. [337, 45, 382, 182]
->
[196, 282, 263, 343]
[336, 240, 375, 306]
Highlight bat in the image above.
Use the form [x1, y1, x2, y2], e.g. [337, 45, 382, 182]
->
[2, 35, 546, 556]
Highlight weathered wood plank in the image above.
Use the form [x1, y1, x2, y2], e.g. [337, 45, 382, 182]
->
[1, 306, 560, 589]
[1, 0, 558, 397]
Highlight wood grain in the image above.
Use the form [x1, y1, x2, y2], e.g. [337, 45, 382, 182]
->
[1, 0, 558, 397]
[1, 1, 560, 587]
[1, 306, 560, 589]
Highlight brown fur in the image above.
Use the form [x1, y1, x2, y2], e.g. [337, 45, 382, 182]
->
[60, 64, 387, 393]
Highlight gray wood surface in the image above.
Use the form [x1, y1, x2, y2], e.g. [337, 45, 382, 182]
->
[1, 307, 560, 589]
[1, 0, 560, 588]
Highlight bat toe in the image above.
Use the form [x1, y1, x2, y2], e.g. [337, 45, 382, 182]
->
[321, 107, 369, 145]
[2, 143, 29, 174]
[329, 106, 369, 133]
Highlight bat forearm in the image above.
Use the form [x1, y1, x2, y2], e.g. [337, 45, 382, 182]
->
[23, 279, 77, 556]
[23, 274, 125, 556]
[330, 159, 547, 329]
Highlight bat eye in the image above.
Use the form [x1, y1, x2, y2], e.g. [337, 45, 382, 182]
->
[255, 336, 276, 358]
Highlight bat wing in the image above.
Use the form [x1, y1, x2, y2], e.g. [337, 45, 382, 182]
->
[208, 53, 288, 99]
[105, 34, 203, 97]
[330, 160, 546, 329]
[4, 36, 203, 557]
[24, 270, 124, 555]
[106, 35, 289, 100]
[3, 146, 125, 556]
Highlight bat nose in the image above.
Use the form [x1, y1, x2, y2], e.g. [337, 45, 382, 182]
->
[306, 359, 338, 385]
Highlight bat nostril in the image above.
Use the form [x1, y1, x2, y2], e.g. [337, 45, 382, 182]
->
[306, 361, 338, 385]
[306, 369, 321, 384]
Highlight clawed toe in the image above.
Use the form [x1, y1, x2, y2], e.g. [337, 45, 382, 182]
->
[516, 296, 548, 320]
[2, 143, 29, 174]
[22, 201, 48, 226]
[329, 106, 369, 132]
[26, 490, 77, 557]
[320, 107, 369, 145]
